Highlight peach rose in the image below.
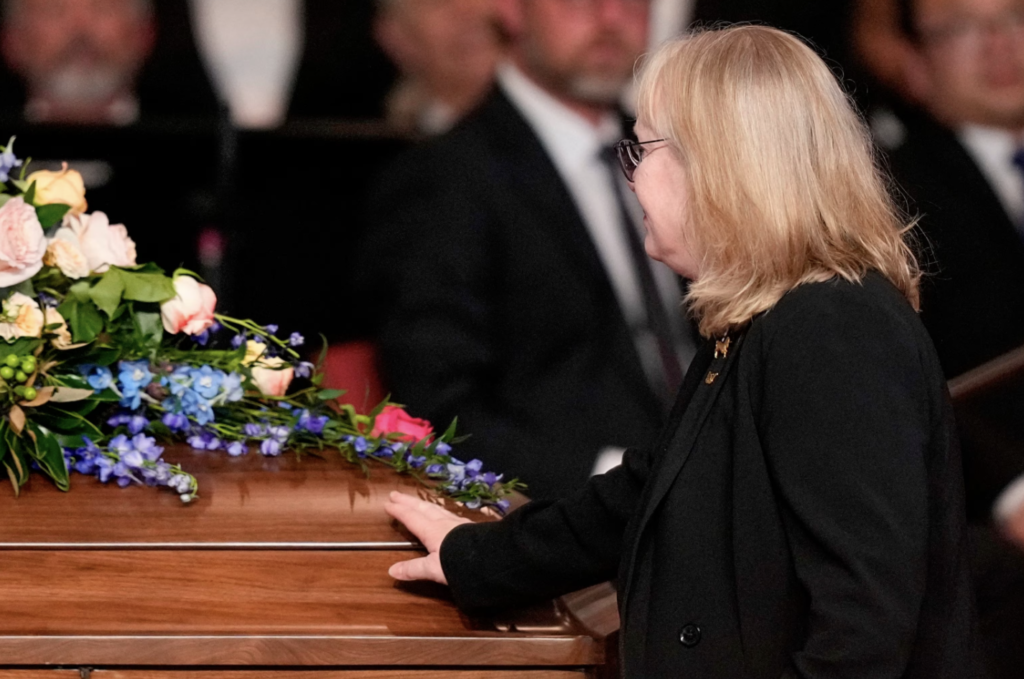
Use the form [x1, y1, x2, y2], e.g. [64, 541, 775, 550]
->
[160, 276, 217, 336]
[371, 405, 434, 442]
[43, 231, 89, 279]
[241, 339, 267, 366]
[0, 292, 43, 341]
[43, 307, 73, 348]
[0, 196, 46, 287]
[56, 211, 136, 273]
[26, 163, 87, 215]
[250, 356, 294, 397]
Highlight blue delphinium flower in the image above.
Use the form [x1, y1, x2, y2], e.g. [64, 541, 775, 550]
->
[0, 138, 22, 183]
[264, 324, 278, 335]
[227, 441, 248, 457]
[161, 412, 189, 432]
[425, 463, 445, 475]
[231, 332, 247, 349]
[288, 332, 304, 347]
[181, 390, 214, 425]
[132, 434, 163, 462]
[81, 365, 114, 391]
[243, 422, 266, 438]
[297, 409, 328, 435]
[219, 372, 244, 402]
[118, 360, 153, 409]
[128, 414, 149, 435]
[189, 365, 223, 400]
[260, 438, 282, 456]
[435, 442, 452, 456]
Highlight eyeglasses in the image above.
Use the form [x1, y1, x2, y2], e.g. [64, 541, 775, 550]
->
[614, 138, 666, 182]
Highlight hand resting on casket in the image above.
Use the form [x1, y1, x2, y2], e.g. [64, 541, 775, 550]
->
[385, 491, 472, 585]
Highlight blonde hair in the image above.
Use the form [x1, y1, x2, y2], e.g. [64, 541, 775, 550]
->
[636, 26, 919, 337]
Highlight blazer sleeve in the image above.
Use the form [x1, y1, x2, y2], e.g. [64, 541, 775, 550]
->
[438, 440, 654, 611]
[755, 288, 934, 678]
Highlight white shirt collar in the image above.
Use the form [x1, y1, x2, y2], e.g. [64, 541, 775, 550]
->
[496, 61, 624, 174]
[958, 123, 1024, 223]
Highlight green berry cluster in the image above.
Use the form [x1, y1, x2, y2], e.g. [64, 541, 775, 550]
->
[1, 353, 37, 401]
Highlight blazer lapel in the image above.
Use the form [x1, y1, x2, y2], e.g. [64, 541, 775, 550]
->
[620, 332, 746, 607]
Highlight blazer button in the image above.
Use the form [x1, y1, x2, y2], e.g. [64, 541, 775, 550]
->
[679, 623, 702, 647]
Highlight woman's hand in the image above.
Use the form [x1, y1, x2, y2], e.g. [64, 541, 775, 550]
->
[384, 491, 472, 584]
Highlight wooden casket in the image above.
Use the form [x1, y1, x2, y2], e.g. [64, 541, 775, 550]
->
[0, 446, 618, 678]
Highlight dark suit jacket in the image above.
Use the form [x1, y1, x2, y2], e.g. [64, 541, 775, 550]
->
[888, 112, 1024, 381]
[359, 88, 665, 500]
[441, 273, 982, 678]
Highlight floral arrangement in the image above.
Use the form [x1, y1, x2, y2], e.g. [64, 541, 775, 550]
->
[0, 138, 520, 513]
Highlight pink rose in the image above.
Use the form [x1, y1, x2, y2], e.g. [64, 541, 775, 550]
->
[160, 276, 217, 335]
[57, 211, 136, 273]
[371, 405, 434, 442]
[251, 356, 294, 397]
[0, 196, 46, 287]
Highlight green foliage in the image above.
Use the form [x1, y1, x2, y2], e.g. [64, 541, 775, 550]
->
[58, 296, 104, 343]
[35, 203, 70, 228]
[90, 267, 176, 317]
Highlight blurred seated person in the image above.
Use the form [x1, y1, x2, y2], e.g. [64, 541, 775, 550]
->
[374, 0, 502, 135]
[878, 0, 1024, 676]
[1, 0, 154, 125]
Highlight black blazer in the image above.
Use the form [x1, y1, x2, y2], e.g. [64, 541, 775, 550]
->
[441, 273, 982, 678]
[360, 88, 665, 500]
[888, 112, 1024, 380]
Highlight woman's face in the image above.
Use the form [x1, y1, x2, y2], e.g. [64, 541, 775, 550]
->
[630, 121, 699, 279]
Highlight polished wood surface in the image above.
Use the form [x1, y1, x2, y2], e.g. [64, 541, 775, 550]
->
[0, 445, 616, 674]
[0, 446, 425, 546]
[0, 673, 587, 679]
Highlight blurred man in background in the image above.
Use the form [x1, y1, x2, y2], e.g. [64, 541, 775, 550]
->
[361, 0, 698, 501]
[1, 0, 155, 125]
[374, 0, 502, 136]
[883, 0, 1024, 676]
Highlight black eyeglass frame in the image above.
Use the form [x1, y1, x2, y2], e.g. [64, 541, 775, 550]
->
[614, 138, 667, 182]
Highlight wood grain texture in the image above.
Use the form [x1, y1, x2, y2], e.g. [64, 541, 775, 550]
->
[0, 446, 433, 545]
[0, 444, 614, 673]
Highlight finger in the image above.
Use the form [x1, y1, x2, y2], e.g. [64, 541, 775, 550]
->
[390, 491, 457, 520]
[389, 554, 447, 585]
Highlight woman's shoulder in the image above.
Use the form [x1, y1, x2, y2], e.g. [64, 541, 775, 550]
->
[748, 272, 931, 362]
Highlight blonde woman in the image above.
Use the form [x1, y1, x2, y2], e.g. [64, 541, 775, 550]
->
[386, 26, 981, 678]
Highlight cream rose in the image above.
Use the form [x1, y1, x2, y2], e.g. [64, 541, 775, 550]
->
[55, 211, 136, 273]
[250, 356, 294, 397]
[26, 163, 87, 215]
[43, 307, 73, 348]
[43, 231, 89, 279]
[241, 339, 267, 366]
[0, 292, 44, 341]
[0, 196, 47, 287]
[160, 276, 217, 336]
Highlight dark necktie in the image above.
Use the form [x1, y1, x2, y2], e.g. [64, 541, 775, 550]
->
[600, 146, 684, 402]
[1011, 147, 1024, 231]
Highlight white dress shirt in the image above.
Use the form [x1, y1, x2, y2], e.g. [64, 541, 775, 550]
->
[959, 124, 1024, 228]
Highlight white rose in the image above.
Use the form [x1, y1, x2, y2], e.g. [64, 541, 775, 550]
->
[43, 231, 90, 279]
[57, 211, 137, 273]
[0, 292, 43, 341]
[0, 196, 46, 287]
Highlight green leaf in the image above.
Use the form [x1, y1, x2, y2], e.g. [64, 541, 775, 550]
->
[57, 297, 104, 343]
[119, 269, 175, 303]
[27, 423, 69, 491]
[22, 180, 35, 204]
[89, 268, 126, 316]
[35, 203, 70, 229]
[0, 194, 12, 209]
[439, 417, 459, 442]
[316, 388, 345, 401]
[133, 310, 163, 348]
[12, 278, 34, 297]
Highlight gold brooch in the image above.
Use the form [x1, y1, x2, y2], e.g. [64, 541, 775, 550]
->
[705, 371, 718, 384]
[714, 336, 731, 359]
